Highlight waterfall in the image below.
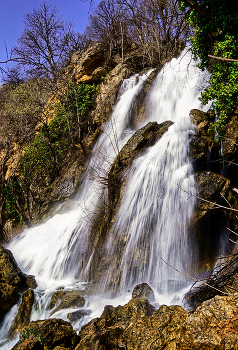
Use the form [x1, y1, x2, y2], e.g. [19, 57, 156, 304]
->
[1, 48, 211, 347]
[103, 50, 210, 296]
[7, 69, 153, 285]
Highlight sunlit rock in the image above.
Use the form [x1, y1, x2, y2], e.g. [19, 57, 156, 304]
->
[0, 245, 36, 318]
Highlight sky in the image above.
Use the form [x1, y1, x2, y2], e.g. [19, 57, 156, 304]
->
[0, 0, 101, 70]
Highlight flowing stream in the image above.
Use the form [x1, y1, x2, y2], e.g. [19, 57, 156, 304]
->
[1, 49, 211, 348]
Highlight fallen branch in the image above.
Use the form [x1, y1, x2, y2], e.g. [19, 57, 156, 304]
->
[160, 257, 230, 296]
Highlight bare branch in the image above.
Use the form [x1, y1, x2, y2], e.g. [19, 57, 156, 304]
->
[160, 257, 230, 296]
[178, 185, 238, 213]
[208, 54, 238, 62]
[181, 0, 211, 17]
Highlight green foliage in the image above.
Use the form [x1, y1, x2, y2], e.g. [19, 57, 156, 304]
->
[66, 82, 98, 116]
[180, 0, 238, 135]
[20, 327, 43, 346]
[19, 82, 98, 186]
[3, 180, 22, 218]
[0, 79, 50, 144]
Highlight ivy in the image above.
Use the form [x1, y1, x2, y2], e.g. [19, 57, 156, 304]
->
[180, 0, 238, 136]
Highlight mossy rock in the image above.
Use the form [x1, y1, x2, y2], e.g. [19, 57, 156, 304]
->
[13, 318, 80, 350]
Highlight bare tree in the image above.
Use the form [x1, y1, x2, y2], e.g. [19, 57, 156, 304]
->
[12, 2, 81, 79]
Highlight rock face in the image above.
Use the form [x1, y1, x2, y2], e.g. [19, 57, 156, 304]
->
[108, 120, 173, 210]
[189, 109, 218, 172]
[13, 318, 80, 350]
[9, 289, 34, 338]
[188, 171, 238, 269]
[50, 290, 85, 316]
[0, 245, 37, 318]
[71, 44, 106, 83]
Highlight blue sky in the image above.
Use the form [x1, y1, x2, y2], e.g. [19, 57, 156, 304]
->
[0, 0, 100, 67]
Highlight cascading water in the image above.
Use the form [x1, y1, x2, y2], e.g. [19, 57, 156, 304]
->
[103, 50, 211, 300]
[7, 70, 153, 284]
[1, 48, 211, 348]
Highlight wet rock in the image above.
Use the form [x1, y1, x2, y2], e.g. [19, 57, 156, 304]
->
[188, 171, 237, 268]
[50, 290, 85, 316]
[108, 120, 173, 209]
[132, 282, 155, 303]
[23, 275, 38, 290]
[13, 318, 80, 350]
[222, 116, 238, 188]
[40, 161, 85, 218]
[67, 309, 91, 322]
[189, 109, 219, 172]
[0, 245, 36, 318]
[9, 289, 35, 338]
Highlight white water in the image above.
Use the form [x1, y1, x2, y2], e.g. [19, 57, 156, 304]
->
[1, 49, 211, 348]
[103, 50, 211, 296]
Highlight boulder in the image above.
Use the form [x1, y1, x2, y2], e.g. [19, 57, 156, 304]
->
[50, 290, 85, 316]
[108, 120, 173, 209]
[132, 282, 155, 303]
[13, 318, 80, 350]
[9, 289, 35, 338]
[0, 245, 37, 318]
[67, 309, 91, 322]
